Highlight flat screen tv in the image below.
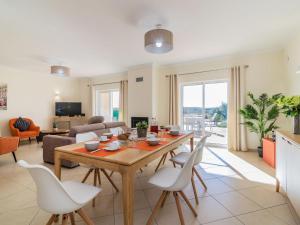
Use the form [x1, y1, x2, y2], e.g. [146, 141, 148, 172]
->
[55, 102, 82, 116]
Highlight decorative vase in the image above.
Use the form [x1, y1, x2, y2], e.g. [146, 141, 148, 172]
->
[257, 146, 263, 158]
[294, 115, 300, 134]
[137, 128, 147, 138]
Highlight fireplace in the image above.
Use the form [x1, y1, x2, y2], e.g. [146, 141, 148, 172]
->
[131, 117, 149, 128]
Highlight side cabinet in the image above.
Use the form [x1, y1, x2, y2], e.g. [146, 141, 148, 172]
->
[276, 133, 287, 192]
[276, 131, 300, 216]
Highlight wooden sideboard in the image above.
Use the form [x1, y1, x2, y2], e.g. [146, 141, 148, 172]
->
[276, 130, 300, 218]
[53, 116, 87, 129]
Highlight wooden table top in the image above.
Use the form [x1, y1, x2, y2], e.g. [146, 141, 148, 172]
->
[55, 131, 194, 166]
[277, 130, 300, 146]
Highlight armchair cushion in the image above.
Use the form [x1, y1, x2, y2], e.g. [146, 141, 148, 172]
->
[14, 117, 30, 131]
[0, 137, 19, 155]
[9, 118, 40, 138]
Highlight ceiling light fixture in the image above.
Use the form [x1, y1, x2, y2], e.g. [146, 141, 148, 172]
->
[50, 65, 70, 77]
[145, 25, 173, 54]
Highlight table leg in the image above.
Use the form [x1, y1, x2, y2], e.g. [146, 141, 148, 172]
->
[190, 137, 194, 151]
[122, 170, 134, 225]
[276, 178, 280, 192]
[54, 151, 62, 180]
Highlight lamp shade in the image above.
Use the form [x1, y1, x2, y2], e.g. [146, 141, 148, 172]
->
[50, 65, 70, 77]
[144, 28, 173, 54]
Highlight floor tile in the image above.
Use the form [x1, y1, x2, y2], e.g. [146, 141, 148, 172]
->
[205, 179, 234, 195]
[267, 204, 298, 225]
[238, 209, 289, 225]
[115, 208, 155, 225]
[219, 174, 262, 190]
[213, 191, 262, 215]
[239, 186, 287, 208]
[204, 217, 243, 225]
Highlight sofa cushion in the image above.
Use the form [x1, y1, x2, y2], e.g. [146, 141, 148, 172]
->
[69, 123, 106, 137]
[14, 117, 30, 131]
[103, 122, 126, 129]
[88, 116, 104, 124]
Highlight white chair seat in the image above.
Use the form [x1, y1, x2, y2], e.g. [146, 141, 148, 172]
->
[169, 152, 191, 166]
[148, 167, 182, 191]
[62, 181, 101, 205]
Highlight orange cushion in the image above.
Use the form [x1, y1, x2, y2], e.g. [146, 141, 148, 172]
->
[19, 131, 39, 138]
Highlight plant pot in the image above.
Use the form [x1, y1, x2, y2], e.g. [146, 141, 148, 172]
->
[257, 146, 263, 158]
[294, 115, 300, 134]
[137, 128, 147, 138]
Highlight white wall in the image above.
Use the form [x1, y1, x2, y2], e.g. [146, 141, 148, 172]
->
[284, 32, 300, 95]
[0, 65, 81, 136]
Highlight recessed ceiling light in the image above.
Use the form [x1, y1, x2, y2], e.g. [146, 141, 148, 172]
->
[50, 65, 70, 77]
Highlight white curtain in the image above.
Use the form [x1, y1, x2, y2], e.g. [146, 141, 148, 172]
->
[168, 74, 179, 125]
[228, 66, 247, 151]
[119, 80, 128, 125]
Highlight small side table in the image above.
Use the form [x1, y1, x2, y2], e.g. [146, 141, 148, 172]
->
[37, 129, 69, 143]
[263, 138, 276, 168]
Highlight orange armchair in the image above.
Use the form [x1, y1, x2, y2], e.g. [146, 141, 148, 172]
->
[9, 118, 40, 143]
[0, 136, 19, 162]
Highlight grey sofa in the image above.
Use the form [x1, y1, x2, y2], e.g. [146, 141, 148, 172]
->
[43, 121, 127, 168]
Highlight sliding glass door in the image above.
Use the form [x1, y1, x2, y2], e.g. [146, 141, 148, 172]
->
[95, 90, 120, 122]
[181, 81, 228, 146]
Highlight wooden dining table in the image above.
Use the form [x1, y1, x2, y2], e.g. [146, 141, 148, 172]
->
[54, 131, 194, 225]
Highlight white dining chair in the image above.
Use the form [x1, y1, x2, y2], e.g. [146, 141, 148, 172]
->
[146, 149, 198, 225]
[170, 134, 209, 204]
[18, 160, 101, 225]
[76, 132, 119, 207]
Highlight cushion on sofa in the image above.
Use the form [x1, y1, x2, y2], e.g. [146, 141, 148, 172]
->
[88, 116, 104, 124]
[69, 123, 106, 137]
[14, 117, 30, 131]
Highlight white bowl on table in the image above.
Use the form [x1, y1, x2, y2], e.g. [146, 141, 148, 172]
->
[85, 140, 100, 151]
[147, 137, 160, 146]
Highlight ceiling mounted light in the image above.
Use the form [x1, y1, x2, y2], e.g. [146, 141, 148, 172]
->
[50, 65, 70, 77]
[144, 25, 173, 54]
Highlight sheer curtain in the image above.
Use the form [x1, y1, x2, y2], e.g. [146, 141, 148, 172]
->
[119, 80, 128, 125]
[228, 66, 247, 151]
[168, 74, 179, 125]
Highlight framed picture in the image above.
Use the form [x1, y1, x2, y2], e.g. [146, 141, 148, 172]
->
[0, 84, 7, 110]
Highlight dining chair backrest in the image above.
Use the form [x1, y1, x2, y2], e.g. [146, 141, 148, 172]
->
[194, 134, 209, 165]
[17, 160, 79, 214]
[169, 149, 198, 191]
[76, 132, 98, 143]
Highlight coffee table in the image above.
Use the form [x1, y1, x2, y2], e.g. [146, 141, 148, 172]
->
[37, 129, 69, 142]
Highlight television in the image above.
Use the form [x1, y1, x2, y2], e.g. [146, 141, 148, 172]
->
[55, 102, 82, 116]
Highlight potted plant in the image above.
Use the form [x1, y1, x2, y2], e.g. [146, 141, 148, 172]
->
[136, 121, 148, 138]
[240, 92, 281, 157]
[276, 96, 300, 134]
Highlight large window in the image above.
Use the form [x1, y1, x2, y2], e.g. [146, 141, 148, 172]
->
[181, 81, 228, 146]
[95, 89, 120, 122]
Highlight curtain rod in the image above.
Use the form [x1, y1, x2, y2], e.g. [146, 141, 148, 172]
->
[165, 65, 249, 77]
[88, 80, 128, 87]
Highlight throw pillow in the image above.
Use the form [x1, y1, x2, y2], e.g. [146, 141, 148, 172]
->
[14, 117, 30, 131]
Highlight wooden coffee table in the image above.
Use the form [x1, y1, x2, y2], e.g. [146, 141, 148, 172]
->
[37, 129, 69, 142]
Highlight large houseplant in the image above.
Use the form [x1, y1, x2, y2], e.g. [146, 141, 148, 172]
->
[239, 92, 281, 157]
[136, 121, 148, 138]
[276, 96, 300, 134]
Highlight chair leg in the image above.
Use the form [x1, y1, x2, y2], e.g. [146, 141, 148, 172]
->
[29, 137, 31, 143]
[92, 170, 97, 207]
[191, 176, 199, 205]
[12, 152, 17, 162]
[179, 191, 197, 217]
[82, 168, 93, 183]
[155, 153, 166, 172]
[62, 214, 68, 225]
[101, 169, 119, 192]
[170, 151, 176, 168]
[96, 168, 101, 185]
[173, 192, 185, 225]
[161, 191, 170, 208]
[46, 215, 55, 225]
[193, 167, 207, 190]
[146, 191, 167, 225]
[77, 208, 94, 225]
[69, 212, 75, 225]
[109, 171, 114, 177]
[162, 153, 167, 165]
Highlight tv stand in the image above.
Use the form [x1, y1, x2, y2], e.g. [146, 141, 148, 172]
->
[53, 116, 87, 129]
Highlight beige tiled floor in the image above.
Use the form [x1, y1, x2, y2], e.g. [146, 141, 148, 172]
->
[0, 142, 298, 225]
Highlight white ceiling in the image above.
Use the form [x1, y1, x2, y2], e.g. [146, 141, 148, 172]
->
[0, 0, 300, 77]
